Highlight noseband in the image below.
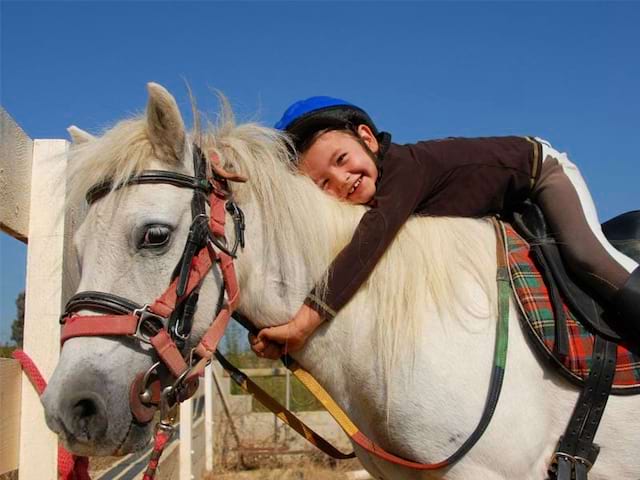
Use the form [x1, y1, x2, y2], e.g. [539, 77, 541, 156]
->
[60, 145, 246, 423]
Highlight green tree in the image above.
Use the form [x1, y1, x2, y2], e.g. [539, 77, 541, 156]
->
[10, 291, 25, 347]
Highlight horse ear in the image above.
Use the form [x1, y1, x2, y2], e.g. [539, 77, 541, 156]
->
[67, 125, 95, 145]
[145, 82, 186, 164]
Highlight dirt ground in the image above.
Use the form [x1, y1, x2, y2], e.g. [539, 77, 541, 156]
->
[206, 458, 365, 480]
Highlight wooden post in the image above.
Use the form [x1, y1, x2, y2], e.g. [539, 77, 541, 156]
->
[179, 398, 193, 480]
[0, 359, 22, 475]
[0, 108, 31, 476]
[204, 363, 214, 472]
[19, 139, 71, 480]
[285, 368, 291, 410]
[284, 368, 291, 441]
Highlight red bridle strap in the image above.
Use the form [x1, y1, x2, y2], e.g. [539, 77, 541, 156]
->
[150, 247, 215, 319]
[61, 314, 139, 344]
[187, 228, 241, 380]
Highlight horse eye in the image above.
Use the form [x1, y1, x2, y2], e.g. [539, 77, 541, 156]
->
[139, 225, 171, 249]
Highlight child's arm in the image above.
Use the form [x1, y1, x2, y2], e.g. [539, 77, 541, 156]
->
[253, 153, 430, 358]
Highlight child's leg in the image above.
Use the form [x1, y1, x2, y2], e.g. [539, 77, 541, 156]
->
[534, 138, 638, 273]
[532, 139, 639, 326]
[534, 157, 627, 299]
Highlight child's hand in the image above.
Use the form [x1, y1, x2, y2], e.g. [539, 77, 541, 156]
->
[249, 333, 283, 359]
[249, 304, 323, 360]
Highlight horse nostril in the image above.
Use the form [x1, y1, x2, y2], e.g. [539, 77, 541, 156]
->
[64, 393, 108, 443]
[73, 398, 98, 419]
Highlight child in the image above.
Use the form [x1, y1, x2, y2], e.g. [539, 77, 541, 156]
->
[250, 96, 639, 359]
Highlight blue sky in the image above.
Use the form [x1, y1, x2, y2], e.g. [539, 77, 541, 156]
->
[1, 1, 639, 344]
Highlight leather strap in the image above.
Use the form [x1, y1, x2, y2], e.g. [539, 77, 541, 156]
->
[553, 336, 617, 479]
[149, 330, 189, 378]
[531, 246, 570, 358]
[86, 170, 211, 204]
[61, 315, 138, 344]
[214, 350, 355, 460]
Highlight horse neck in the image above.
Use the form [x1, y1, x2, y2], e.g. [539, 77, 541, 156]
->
[236, 184, 362, 316]
[233, 188, 388, 398]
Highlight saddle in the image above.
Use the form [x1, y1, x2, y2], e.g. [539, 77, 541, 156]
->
[512, 202, 640, 343]
[508, 201, 640, 479]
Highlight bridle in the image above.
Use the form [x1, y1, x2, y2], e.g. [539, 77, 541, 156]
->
[59, 144, 246, 424]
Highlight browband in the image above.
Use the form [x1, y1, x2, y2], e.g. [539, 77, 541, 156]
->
[86, 170, 212, 204]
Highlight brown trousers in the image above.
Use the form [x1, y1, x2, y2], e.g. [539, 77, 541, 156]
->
[532, 157, 629, 302]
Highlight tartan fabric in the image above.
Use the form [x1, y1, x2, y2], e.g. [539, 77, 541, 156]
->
[505, 224, 640, 391]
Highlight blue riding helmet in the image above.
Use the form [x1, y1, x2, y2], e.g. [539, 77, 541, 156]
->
[275, 96, 379, 152]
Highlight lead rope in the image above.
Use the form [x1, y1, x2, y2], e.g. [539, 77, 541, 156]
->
[142, 428, 173, 480]
[141, 386, 179, 480]
[11, 349, 176, 480]
[11, 349, 91, 480]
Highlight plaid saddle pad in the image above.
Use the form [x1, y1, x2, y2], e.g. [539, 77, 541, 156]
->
[505, 223, 640, 394]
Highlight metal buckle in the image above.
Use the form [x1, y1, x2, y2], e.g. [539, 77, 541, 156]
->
[169, 350, 199, 402]
[227, 201, 245, 250]
[574, 455, 594, 471]
[132, 305, 167, 344]
[208, 235, 235, 259]
[549, 451, 575, 473]
[138, 361, 161, 404]
[171, 318, 190, 342]
[158, 385, 178, 431]
[204, 199, 245, 259]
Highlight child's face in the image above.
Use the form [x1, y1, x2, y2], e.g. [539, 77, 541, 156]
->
[299, 125, 379, 205]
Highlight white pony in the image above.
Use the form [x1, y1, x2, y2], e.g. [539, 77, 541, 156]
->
[42, 83, 640, 479]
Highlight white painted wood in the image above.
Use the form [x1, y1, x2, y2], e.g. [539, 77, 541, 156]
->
[0, 108, 33, 242]
[345, 470, 373, 480]
[18, 139, 69, 480]
[223, 367, 288, 377]
[285, 368, 291, 411]
[0, 359, 22, 475]
[179, 398, 193, 480]
[204, 363, 214, 472]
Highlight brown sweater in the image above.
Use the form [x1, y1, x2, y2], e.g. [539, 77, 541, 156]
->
[305, 135, 542, 319]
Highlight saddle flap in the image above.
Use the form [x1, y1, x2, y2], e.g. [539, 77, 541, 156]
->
[504, 220, 640, 394]
[512, 201, 633, 341]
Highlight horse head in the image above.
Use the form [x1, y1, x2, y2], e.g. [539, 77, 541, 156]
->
[41, 83, 250, 455]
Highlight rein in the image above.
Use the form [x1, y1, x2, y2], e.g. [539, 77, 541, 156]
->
[224, 218, 511, 470]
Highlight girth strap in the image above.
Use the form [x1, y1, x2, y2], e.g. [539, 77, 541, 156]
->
[553, 336, 617, 480]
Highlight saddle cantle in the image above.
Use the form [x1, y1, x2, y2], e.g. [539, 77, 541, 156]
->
[507, 201, 640, 394]
[602, 209, 640, 260]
